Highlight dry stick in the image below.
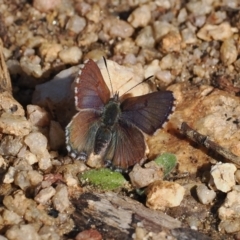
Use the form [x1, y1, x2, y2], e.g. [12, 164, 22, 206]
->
[0, 38, 12, 93]
[181, 122, 240, 167]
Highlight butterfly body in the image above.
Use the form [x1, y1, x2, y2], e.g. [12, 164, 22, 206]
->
[101, 94, 120, 127]
[66, 59, 175, 170]
[94, 94, 120, 157]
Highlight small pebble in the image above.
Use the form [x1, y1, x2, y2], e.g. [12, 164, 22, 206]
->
[18, 148, 38, 165]
[38, 226, 60, 240]
[235, 170, 240, 184]
[14, 28, 33, 47]
[193, 65, 205, 78]
[122, 53, 137, 65]
[38, 150, 52, 170]
[186, 1, 212, 15]
[24, 132, 48, 156]
[159, 53, 183, 71]
[102, 17, 134, 39]
[23, 48, 35, 57]
[75, 229, 102, 240]
[52, 184, 70, 212]
[33, 0, 61, 13]
[14, 159, 32, 171]
[177, 8, 187, 23]
[144, 59, 160, 79]
[197, 22, 237, 41]
[0, 135, 23, 156]
[39, 43, 63, 63]
[3, 48, 12, 60]
[133, 226, 147, 240]
[2, 209, 22, 225]
[58, 46, 82, 64]
[194, 15, 206, 27]
[34, 186, 56, 204]
[61, 161, 87, 186]
[27, 105, 50, 128]
[114, 38, 139, 55]
[219, 220, 240, 234]
[218, 186, 240, 233]
[135, 26, 155, 48]
[196, 184, 216, 204]
[181, 28, 198, 44]
[5, 224, 41, 240]
[128, 4, 151, 28]
[0, 156, 7, 169]
[3, 191, 31, 216]
[220, 38, 237, 66]
[66, 15, 86, 34]
[3, 167, 15, 184]
[28, 170, 43, 186]
[156, 70, 173, 85]
[186, 216, 201, 230]
[78, 32, 98, 47]
[157, 0, 171, 9]
[209, 163, 236, 193]
[160, 31, 182, 53]
[129, 164, 163, 188]
[85, 3, 101, 23]
[153, 21, 177, 41]
[0, 113, 31, 136]
[146, 180, 185, 210]
[25, 36, 46, 49]
[14, 171, 31, 191]
[20, 56, 42, 78]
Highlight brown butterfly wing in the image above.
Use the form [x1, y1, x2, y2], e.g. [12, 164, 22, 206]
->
[104, 121, 146, 169]
[75, 59, 110, 110]
[120, 91, 175, 135]
[66, 110, 101, 159]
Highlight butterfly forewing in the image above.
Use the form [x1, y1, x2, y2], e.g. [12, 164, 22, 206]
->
[75, 59, 110, 110]
[104, 121, 146, 169]
[120, 91, 175, 135]
[66, 110, 101, 159]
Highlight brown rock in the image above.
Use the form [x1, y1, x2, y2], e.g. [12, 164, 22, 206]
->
[146, 180, 185, 210]
[160, 31, 182, 53]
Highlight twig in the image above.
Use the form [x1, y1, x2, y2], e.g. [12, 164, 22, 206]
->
[181, 122, 240, 167]
[0, 38, 12, 93]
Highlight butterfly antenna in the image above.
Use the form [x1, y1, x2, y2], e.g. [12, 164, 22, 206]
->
[103, 57, 114, 95]
[124, 75, 153, 95]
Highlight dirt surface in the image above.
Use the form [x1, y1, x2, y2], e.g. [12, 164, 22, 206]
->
[1, 0, 240, 239]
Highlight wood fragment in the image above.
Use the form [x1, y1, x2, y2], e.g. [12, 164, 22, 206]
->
[181, 122, 240, 167]
[171, 228, 212, 240]
[0, 38, 12, 93]
[71, 191, 181, 239]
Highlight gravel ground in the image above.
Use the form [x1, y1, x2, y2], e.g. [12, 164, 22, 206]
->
[1, 0, 240, 239]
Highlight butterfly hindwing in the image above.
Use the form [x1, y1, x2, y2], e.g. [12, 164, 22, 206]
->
[120, 91, 175, 135]
[75, 59, 111, 110]
[66, 110, 101, 160]
[104, 121, 146, 169]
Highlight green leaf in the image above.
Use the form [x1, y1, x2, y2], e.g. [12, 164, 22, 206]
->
[154, 153, 177, 176]
[79, 168, 127, 190]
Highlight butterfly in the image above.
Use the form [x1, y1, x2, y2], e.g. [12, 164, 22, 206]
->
[66, 59, 175, 170]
